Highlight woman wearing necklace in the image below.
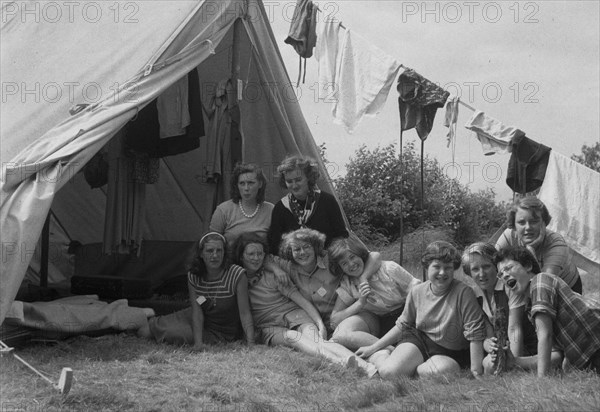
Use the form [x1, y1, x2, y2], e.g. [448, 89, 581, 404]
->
[267, 156, 348, 255]
[210, 163, 274, 257]
[138, 232, 255, 350]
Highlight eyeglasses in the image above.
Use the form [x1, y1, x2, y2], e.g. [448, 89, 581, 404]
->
[291, 244, 312, 254]
[496, 264, 514, 279]
[244, 251, 265, 259]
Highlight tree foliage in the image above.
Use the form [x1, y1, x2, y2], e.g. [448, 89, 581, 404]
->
[334, 142, 505, 246]
[571, 142, 600, 172]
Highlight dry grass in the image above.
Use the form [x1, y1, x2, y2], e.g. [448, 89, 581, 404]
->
[1, 334, 599, 411]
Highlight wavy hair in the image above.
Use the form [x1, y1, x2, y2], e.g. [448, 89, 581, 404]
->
[233, 232, 269, 268]
[230, 163, 268, 204]
[276, 156, 320, 190]
[421, 241, 462, 270]
[506, 196, 552, 229]
[494, 246, 542, 274]
[327, 234, 370, 277]
[279, 228, 326, 262]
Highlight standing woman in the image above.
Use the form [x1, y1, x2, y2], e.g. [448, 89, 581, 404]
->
[210, 163, 274, 256]
[268, 156, 348, 254]
[138, 232, 254, 349]
[496, 197, 582, 293]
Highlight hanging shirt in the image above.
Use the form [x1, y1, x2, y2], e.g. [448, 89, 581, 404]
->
[397, 68, 449, 141]
[332, 29, 401, 133]
[464, 110, 525, 156]
[505, 134, 551, 194]
[284, 0, 317, 58]
[157, 75, 191, 139]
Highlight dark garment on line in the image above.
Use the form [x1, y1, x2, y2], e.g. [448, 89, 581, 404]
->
[506, 134, 551, 194]
[397, 68, 449, 141]
[284, 0, 317, 58]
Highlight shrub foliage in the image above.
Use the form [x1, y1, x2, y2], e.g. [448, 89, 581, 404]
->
[334, 142, 505, 246]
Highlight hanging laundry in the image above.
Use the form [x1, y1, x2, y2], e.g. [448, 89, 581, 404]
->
[397, 68, 449, 141]
[464, 110, 525, 156]
[314, 17, 344, 100]
[505, 134, 551, 194]
[157, 75, 190, 138]
[332, 29, 401, 133]
[538, 151, 600, 271]
[443, 95, 459, 148]
[284, 0, 317, 85]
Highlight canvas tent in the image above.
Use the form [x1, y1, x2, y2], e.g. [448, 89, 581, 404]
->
[0, 0, 337, 324]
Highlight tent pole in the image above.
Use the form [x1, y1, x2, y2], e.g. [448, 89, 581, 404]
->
[398, 130, 404, 266]
[40, 213, 50, 288]
[420, 139, 426, 282]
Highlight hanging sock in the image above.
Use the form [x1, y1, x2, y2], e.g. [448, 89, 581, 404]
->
[464, 110, 524, 156]
[506, 135, 551, 194]
[397, 68, 449, 141]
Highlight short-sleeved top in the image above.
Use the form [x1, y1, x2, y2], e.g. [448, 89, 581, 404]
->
[274, 255, 340, 319]
[188, 265, 245, 341]
[336, 261, 420, 316]
[496, 228, 579, 288]
[268, 191, 348, 254]
[209, 199, 274, 253]
[247, 269, 303, 328]
[473, 279, 527, 326]
[398, 279, 487, 351]
[528, 272, 600, 369]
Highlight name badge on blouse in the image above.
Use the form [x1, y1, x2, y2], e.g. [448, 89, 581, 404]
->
[316, 287, 327, 297]
[196, 296, 207, 305]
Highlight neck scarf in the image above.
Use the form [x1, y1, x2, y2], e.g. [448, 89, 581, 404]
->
[285, 187, 321, 227]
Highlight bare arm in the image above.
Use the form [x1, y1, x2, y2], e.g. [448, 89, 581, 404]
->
[330, 290, 368, 328]
[508, 306, 525, 356]
[263, 255, 291, 286]
[534, 313, 554, 377]
[359, 251, 382, 283]
[470, 340, 484, 378]
[355, 324, 403, 359]
[236, 274, 255, 345]
[288, 290, 327, 339]
[188, 282, 205, 350]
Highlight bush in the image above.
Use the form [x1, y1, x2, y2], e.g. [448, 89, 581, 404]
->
[335, 143, 505, 246]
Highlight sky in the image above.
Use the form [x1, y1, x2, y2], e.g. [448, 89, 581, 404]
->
[267, 0, 600, 201]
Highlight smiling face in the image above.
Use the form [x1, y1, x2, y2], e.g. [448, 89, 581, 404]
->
[515, 207, 543, 245]
[497, 258, 532, 296]
[283, 168, 310, 201]
[201, 239, 225, 272]
[468, 254, 498, 293]
[290, 241, 317, 271]
[238, 172, 262, 202]
[337, 251, 365, 278]
[427, 259, 455, 294]
[242, 243, 265, 275]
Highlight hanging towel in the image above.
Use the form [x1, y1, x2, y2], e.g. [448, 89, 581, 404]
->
[397, 68, 449, 141]
[505, 135, 551, 194]
[157, 75, 190, 139]
[538, 151, 600, 271]
[443, 95, 459, 148]
[332, 29, 401, 133]
[465, 110, 525, 155]
[314, 17, 344, 100]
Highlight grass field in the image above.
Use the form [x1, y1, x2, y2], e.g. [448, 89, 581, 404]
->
[1, 235, 599, 411]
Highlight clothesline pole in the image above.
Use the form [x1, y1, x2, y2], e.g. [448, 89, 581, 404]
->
[420, 139, 426, 282]
[398, 129, 404, 266]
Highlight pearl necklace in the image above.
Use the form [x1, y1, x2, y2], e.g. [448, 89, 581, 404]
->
[239, 201, 261, 219]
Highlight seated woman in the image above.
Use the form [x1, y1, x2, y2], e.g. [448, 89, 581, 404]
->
[462, 242, 562, 374]
[269, 228, 381, 333]
[495, 246, 600, 376]
[268, 156, 348, 254]
[234, 232, 376, 376]
[356, 241, 486, 379]
[138, 232, 254, 349]
[328, 234, 420, 351]
[496, 196, 582, 293]
[210, 163, 274, 257]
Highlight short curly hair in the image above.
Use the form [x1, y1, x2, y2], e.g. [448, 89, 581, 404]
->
[506, 196, 551, 229]
[421, 241, 462, 270]
[230, 163, 268, 204]
[461, 242, 497, 277]
[494, 246, 541, 274]
[279, 228, 326, 262]
[233, 232, 269, 267]
[277, 156, 320, 190]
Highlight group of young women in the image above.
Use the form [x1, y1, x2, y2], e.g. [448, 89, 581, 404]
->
[138, 156, 600, 379]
